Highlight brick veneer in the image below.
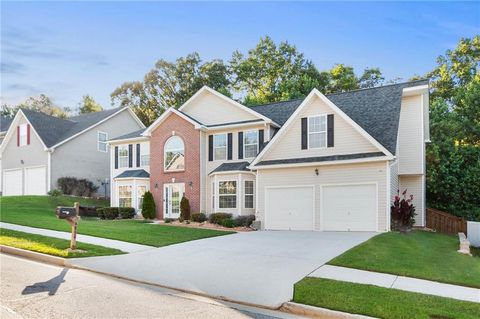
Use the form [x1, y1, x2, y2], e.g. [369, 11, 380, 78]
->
[149, 113, 200, 219]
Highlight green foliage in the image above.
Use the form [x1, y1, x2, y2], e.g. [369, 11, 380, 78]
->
[164, 218, 175, 223]
[209, 213, 232, 225]
[234, 215, 256, 227]
[57, 177, 98, 197]
[220, 218, 238, 228]
[179, 197, 191, 221]
[47, 189, 62, 197]
[96, 208, 105, 219]
[78, 95, 103, 114]
[102, 207, 119, 220]
[1, 94, 70, 118]
[141, 191, 156, 219]
[119, 207, 136, 219]
[390, 190, 416, 230]
[191, 213, 207, 223]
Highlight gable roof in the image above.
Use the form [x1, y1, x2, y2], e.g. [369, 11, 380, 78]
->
[1, 115, 13, 133]
[250, 79, 429, 155]
[209, 161, 251, 175]
[110, 129, 146, 142]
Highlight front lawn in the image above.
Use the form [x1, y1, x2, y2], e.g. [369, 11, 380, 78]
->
[0, 228, 124, 258]
[294, 278, 480, 319]
[0, 196, 234, 247]
[328, 231, 480, 288]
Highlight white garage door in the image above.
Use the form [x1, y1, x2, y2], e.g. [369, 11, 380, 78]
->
[265, 186, 314, 230]
[4, 169, 23, 196]
[322, 184, 377, 231]
[25, 166, 47, 195]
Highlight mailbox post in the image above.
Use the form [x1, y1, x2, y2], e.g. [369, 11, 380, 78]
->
[55, 202, 80, 250]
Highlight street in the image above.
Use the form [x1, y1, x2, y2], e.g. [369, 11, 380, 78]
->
[0, 254, 305, 319]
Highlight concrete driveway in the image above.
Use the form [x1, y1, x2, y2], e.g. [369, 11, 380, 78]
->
[70, 231, 376, 308]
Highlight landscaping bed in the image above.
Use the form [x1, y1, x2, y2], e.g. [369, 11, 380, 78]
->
[160, 220, 254, 232]
[328, 230, 480, 288]
[0, 228, 124, 258]
[294, 277, 480, 319]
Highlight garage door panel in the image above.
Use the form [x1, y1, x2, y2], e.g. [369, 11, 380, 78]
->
[25, 167, 47, 195]
[266, 186, 314, 231]
[4, 169, 23, 195]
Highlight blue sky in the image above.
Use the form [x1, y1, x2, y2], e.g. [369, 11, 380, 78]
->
[1, 1, 479, 110]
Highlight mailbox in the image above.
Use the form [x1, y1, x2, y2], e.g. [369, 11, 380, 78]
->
[56, 207, 78, 219]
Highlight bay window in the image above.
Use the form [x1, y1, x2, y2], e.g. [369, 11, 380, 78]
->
[219, 181, 237, 209]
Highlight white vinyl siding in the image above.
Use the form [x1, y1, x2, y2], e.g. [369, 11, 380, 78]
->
[213, 134, 227, 161]
[308, 115, 327, 149]
[398, 95, 424, 174]
[98, 131, 108, 152]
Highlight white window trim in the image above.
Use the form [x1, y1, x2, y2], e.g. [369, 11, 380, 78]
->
[218, 180, 237, 209]
[118, 145, 129, 168]
[140, 143, 150, 166]
[98, 131, 108, 152]
[118, 185, 132, 207]
[19, 124, 27, 147]
[213, 133, 227, 161]
[164, 136, 185, 172]
[308, 114, 327, 149]
[244, 180, 254, 209]
[243, 130, 259, 159]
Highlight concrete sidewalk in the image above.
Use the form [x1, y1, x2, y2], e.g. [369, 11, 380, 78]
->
[310, 265, 480, 303]
[0, 222, 153, 253]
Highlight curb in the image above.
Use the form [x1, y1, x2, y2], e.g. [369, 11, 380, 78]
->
[280, 302, 376, 319]
[0, 245, 67, 266]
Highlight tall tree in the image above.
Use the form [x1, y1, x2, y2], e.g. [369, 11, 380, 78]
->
[1, 94, 69, 118]
[79, 95, 103, 114]
[358, 68, 385, 88]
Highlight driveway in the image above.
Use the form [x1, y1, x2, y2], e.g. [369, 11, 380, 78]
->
[69, 231, 376, 308]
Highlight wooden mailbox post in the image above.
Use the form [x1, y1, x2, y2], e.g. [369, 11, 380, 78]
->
[55, 202, 80, 250]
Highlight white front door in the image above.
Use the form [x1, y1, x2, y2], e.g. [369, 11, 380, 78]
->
[163, 183, 185, 219]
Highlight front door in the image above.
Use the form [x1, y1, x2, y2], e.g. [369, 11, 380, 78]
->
[163, 183, 185, 219]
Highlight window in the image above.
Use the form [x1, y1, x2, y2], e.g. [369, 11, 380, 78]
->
[140, 143, 150, 166]
[118, 185, 132, 207]
[212, 182, 215, 210]
[137, 186, 147, 210]
[244, 180, 254, 209]
[164, 136, 184, 171]
[308, 115, 327, 149]
[213, 134, 227, 161]
[118, 146, 129, 168]
[19, 124, 27, 146]
[244, 130, 258, 158]
[98, 131, 108, 152]
[218, 181, 236, 208]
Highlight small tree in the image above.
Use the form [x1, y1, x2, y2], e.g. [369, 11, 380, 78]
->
[142, 191, 156, 220]
[180, 196, 191, 221]
[391, 189, 416, 232]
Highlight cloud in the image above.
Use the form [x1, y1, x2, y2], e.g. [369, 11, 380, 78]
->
[1, 61, 25, 74]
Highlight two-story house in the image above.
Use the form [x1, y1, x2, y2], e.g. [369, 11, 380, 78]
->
[1, 107, 144, 196]
[110, 79, 429, 232]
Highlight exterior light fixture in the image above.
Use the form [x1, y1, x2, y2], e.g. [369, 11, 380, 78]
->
[315, 168, 319, 176]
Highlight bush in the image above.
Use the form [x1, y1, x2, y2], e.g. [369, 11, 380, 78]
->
[191, 213, 207, 223]
[180, 197, 191, 221]
[103, 207, 119, 220]
[96, 208, 105, 219]
[79, 206, 98, 217]
[235, 215, 255, 227]
[142, 191, 156, 219]
[47, 189, 62, 197]
[391, 189, 416, 231]
[57, 176, 98, 197]
[164, 218, 175, 223]
[119, 207, 135, 219]
[209, 213, 232, 225]
[220, 218, 238, 228]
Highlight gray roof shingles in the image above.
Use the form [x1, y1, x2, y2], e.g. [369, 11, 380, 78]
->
[256, 152, 386, 166]
[1, 115, 13, 133]
[110, 129, 146, 141]
[209, 161, 250, 175]
[114, 169, 150, 179]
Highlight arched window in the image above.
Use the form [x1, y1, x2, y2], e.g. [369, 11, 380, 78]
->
[164, 136, 185, 171]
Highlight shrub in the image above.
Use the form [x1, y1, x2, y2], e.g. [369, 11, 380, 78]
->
[391, 189, 416, 231]
[103, 207, 119, 220]
[96, 208, 105, 219]
[47, 189, 62, 197]
[164, 218, 175, 223]
[79, 206, 98, 217]
[235, 215, 256, 227]
[57, 176, 98, 197]
[209, 213, 232, 225]
[220, 218, 238, 228]
[191, 213, 207, 223]
[119, 207, 135, 219]
[180, 197, 191, 221]
[142, 191, 156, 219]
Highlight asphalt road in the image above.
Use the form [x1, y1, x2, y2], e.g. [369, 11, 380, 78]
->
[0, 254, 305, 319]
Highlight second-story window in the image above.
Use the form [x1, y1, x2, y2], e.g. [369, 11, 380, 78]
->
[98, 131, 108, 152]
[164, 136, 185, 171]
[308, 115, 327, 149]
[140, 143, 150, 166]
[244, 130, 259, 158]
[118, 145, 129, 168]
[19, 124, 28, 146]
[213, 134, 227, 161]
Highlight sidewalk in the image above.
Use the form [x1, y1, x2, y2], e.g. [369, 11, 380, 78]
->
[0, 222, 153, 253]
[310, 265, 480, 303]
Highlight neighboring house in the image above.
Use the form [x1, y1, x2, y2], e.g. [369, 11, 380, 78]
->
[0, 115, 14, 193]
[0, 107, 145, 196]
[110, 79, 429, 232]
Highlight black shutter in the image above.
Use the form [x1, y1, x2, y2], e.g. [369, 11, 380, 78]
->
[114, 146, 119, 169]
[128, 144, 133, 167]
[258, 129, 265, 152]
[238, 132, 243, 159]
[208, 135, 213, 161]
[327, 114, 334, 147]
[227, 133, 233, 160]
[136, 144, 141, 167]
[301, 117, 308, 150]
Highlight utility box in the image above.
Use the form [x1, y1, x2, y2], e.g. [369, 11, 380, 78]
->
[467, 221, 480, 247]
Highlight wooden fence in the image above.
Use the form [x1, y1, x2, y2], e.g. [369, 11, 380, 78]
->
[426, 208, 467, 235]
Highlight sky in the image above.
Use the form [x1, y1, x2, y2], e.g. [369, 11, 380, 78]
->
[1, 1, 479, 110]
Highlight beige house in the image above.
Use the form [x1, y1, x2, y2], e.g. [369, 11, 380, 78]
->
[109, 80, 429, 232]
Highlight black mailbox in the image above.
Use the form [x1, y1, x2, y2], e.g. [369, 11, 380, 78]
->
[56, 207, 77, 219]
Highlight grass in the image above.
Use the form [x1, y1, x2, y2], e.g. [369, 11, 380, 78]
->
[0, 196, 234, 247]
[0, 228, 124, 258]
[294, 277, 480, 319]
[328, 230, 480, 288]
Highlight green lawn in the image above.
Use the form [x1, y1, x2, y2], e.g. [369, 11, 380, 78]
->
[294, 278, 480, 319]
[0, 196, 233, 247]
[0, 228, 124, 258]
[328, 231, 480, 288]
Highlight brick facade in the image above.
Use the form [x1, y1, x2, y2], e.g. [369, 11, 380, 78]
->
[149, 113, 200, 219]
